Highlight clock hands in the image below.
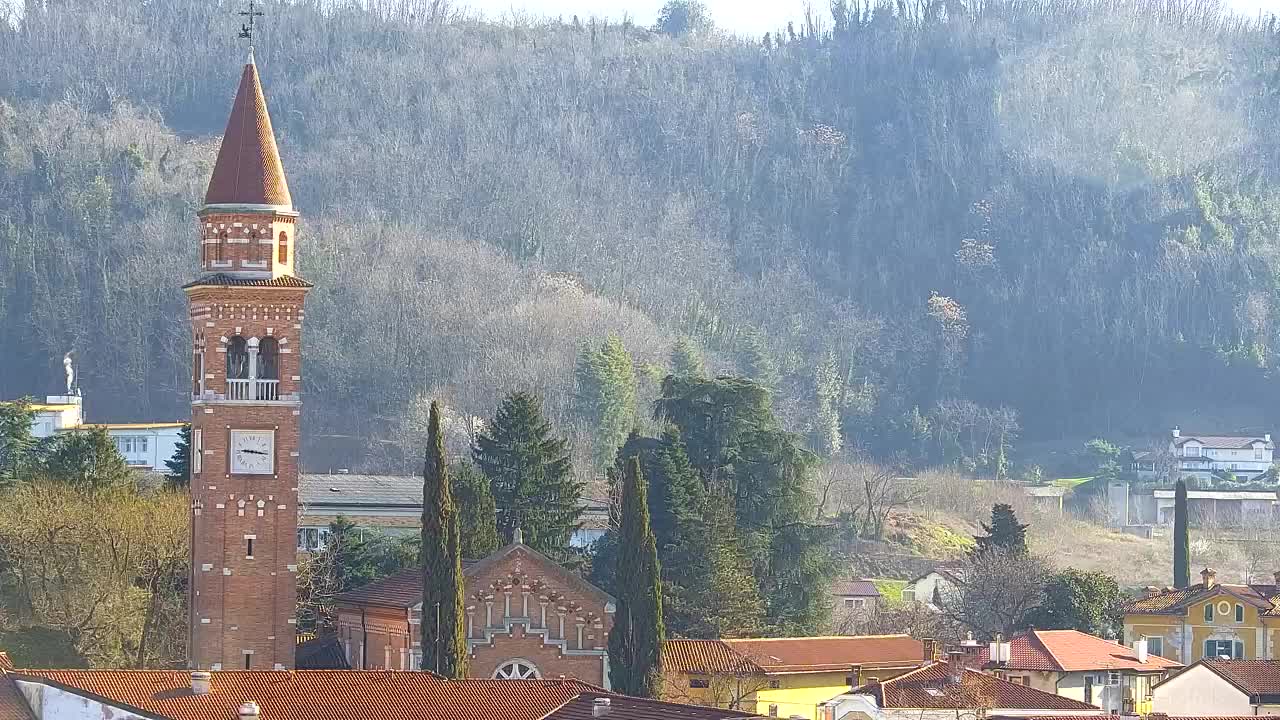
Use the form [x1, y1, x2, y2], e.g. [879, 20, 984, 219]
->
[240, 449, 268, 455]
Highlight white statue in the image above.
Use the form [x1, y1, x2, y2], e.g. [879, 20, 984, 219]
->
[63, 352, 74, 394]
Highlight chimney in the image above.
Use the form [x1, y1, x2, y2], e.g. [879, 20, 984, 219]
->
[848, 663, 862, 688]
[190, 671, 212, 695]
[1172, 426, 1180, 439]
[1143, 585, 1160, 596]
[592, 697, 611, 717]
[1202, 567, 1217, 588]
[947, 662, 963, 685]
[864, 676, 880, 685]
[513, 527, 524, 545]
[1266, 433, 1272, 444]
[1134, 638, 1148, 664]
[1273, 571, 1280, 587]
[238, 701, 260, 720]
[922, 638, 937, 662]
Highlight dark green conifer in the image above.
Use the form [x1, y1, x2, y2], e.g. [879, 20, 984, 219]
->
[1174, 479, 1190, 588]
[453, 462, 501, 558]
[974, 503, 1029, 555]
[421, 401, 467, 678]
[607, 457, 664, 697]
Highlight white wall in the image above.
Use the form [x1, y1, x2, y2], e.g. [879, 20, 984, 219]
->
[1152, 664, 1253, 715]
[105, 427, 183, 470]
[15, 679, 148, 720]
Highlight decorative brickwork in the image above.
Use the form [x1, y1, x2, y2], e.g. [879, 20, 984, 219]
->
[334, 542, 615, 687]
[187, 58, 309, 671]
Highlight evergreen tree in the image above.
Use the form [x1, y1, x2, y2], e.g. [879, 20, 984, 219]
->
[974, 503, 1029, 555]
[738, 329, 779, 390]
[608, 457, 664, 697]
[41, 427, 132, 488]
[474, 392, 582, 557]
[0, 398, 38, 486]
[573, 334, 637, 468]
[669, 337, 706, 379]
[421, 401, 467, 678]
[163, 424, 191, 489]
[453, 461, 501, 557]
[1174, 479, 1190, 588]
[812, 351, 844, 457]
[654, 375, 835, 633]
[1023, 569, 1123, 638]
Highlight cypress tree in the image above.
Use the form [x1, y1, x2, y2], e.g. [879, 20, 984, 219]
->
[475, 391, 582, 557]
[974, 503, 1029, 555]
[453, 462, 501, 558]
[421, 401, 467, 678]
[1174, 479, 1190, 588]
[608, 457, 664, 697]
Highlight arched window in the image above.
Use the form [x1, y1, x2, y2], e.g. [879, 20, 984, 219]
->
[226, 336, 249, 379]
[278, 231, 289, 264]
[216, 231, 227, 263]
[492, 659, 540, 680]
[193, 331, 206, 396]
[258, 337, 279, 380]
[249, 231, 260, 263]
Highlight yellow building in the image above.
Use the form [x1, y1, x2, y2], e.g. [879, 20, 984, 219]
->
[1124, 568, 1280, 665]
[661, 635, 927, 719]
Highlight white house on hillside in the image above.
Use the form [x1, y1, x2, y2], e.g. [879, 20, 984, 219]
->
[1134, 428, 1274, 483]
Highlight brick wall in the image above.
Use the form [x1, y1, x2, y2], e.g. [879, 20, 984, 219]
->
[196, 211, 297, 277]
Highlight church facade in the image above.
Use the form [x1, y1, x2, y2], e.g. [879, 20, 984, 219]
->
[186, 55, 310, 671]
[331, 536, 616, 687]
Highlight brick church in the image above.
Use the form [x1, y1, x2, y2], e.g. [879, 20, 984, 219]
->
[185, 51, 617, 682]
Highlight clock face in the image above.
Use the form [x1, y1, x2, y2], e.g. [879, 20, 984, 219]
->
[229, 430, 274, 475]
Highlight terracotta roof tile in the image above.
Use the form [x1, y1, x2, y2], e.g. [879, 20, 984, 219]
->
[977, 630, 1180, 672]
[1200, 658, 1280, 696]
[15, 670, 598, 720]
[662, 640, 762, 676]
[831, 579, 881, 597]
[725, 635, 924, 673]
[1125, 583, 1278, 615]
[549, 691, 761, 719]
[183, 274, 313, 289]
[205, 61, 292, 208]
[0, 675, 31, 720]
[858, 662, 1098, 710]
[293, 634, 349, 670]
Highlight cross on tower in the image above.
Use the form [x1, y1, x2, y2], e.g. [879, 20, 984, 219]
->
[238, 0, 264, 50]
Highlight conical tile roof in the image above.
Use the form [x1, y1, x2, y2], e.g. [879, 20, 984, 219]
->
[204, 60, 292, 208]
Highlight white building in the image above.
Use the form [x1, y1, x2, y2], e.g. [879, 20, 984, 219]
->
[1153, 658, 1280, 715]
[13, 394, 184, 472]
[1139, 428, 1276, 482]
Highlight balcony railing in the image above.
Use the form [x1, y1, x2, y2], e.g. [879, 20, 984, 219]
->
[226, 378, 280, 401]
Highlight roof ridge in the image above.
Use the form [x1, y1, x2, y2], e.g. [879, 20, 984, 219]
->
[1027, 629, 1068, 672]
[726, 633, 910, 642]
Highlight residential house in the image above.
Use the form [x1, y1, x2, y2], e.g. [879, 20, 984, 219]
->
[1153, 658, 1280, 715]
[5, 394, 185, 472]
[1135, 428, 1276, 483]
[0, 657, 762, 719]
[329, 530, 615, 687]
[816, 661, 1103, 719]
[902, 568, 961, 609]
[19, 395, 83, 437]
[662, 635, 927, 719]
[1123, 568, 1280, 664]
[830, 579, 881, 628]
[297, 473, 609, 552]
[976, 629, 1181, 714]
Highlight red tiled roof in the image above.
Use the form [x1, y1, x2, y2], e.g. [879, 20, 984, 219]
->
[1199, 658, 1280, 696]
[831, 579, 881, 597]
[662, 640, 762, 676]
[858, 662, 1098, 710]
[183, 274, 313, 289]
[0, 675, 32, 720]
[205, 61, 292, 208]
[1126, 583, 1279, 616]
[15, 669, 601, 720]
[549, 692, 761, 719]
[725, 635, 924, 674]
[977, 630, 1180, 672]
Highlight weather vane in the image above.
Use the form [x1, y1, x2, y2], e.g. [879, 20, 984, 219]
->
[238, 0, 264, 52]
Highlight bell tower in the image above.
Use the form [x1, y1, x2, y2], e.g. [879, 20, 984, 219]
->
[186, 52, 310, 671]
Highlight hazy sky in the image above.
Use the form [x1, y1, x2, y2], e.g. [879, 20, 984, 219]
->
[463, 0, 1278, 35]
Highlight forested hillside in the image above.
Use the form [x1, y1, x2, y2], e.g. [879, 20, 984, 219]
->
[3, 0, 1280, 474]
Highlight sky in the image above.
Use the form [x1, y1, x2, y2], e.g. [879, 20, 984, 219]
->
[463, 0, 1277, 36]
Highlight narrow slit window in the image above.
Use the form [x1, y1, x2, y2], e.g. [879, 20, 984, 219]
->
[278, 231, 289, 264]
[246, 538, 254, 558]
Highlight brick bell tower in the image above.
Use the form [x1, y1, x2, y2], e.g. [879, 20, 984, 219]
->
[186, 51, 310, 671]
